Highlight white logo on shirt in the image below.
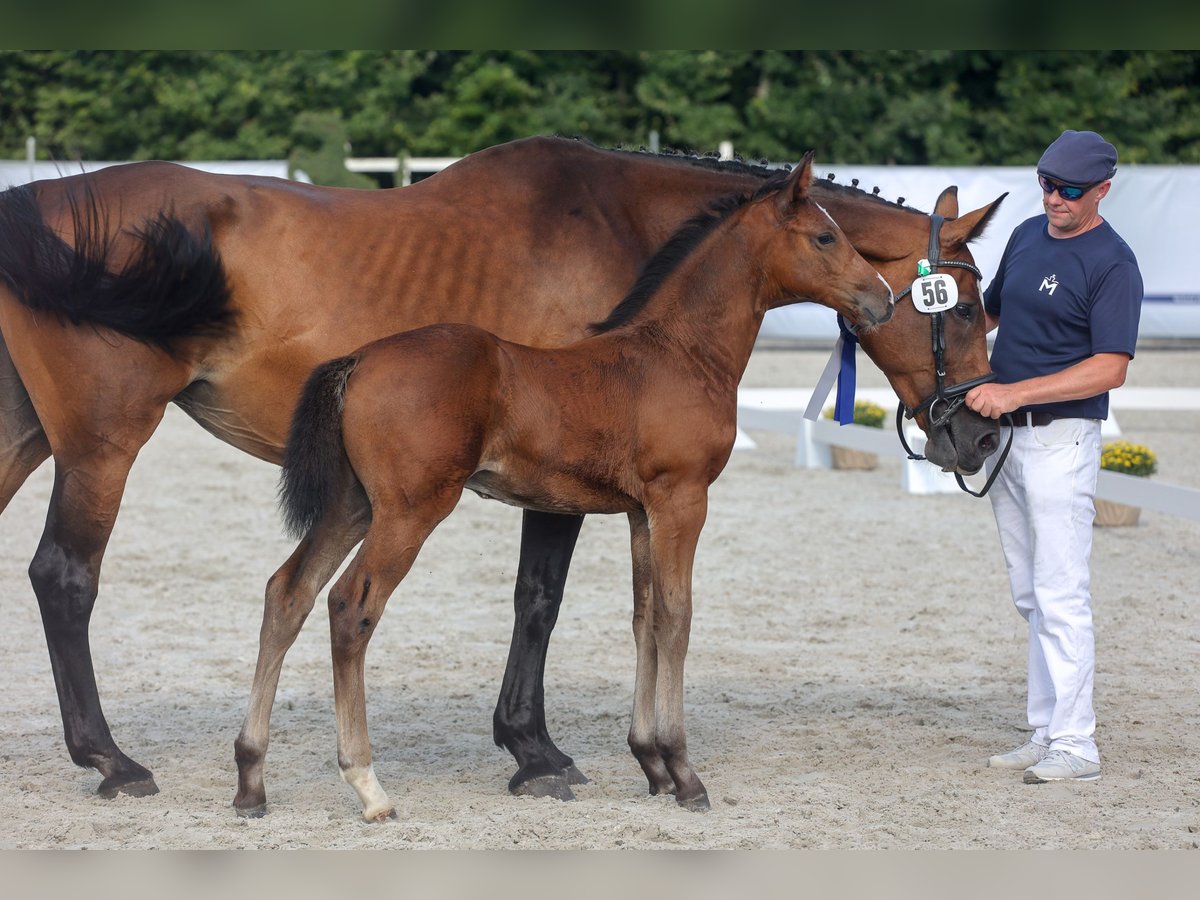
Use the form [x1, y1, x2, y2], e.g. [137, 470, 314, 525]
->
[1039, 274, 1059, 296]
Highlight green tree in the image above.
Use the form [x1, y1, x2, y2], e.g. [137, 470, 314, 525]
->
[3, 51, 1198, 168]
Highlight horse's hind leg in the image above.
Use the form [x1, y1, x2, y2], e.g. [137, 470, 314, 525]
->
[29, 438, 164, 798]
[330, 493, 460, 823]
[0, 333, 50, 510]
[626, 510, 675, 796]
[234, 483, 369, 817]
[493, 509, 587, 801]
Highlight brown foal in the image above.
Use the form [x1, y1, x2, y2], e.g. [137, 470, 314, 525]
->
[268, 155, 894, 820]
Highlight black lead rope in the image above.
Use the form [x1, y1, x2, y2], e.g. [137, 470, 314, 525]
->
[895, 405, 1014, 498]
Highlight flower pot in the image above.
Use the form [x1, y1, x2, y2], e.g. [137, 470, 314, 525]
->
[830, 446, 878, 470]
[1094, 497, 1141, 527]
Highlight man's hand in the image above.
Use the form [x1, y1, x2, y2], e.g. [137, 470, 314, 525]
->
[965, 353, 1130, 420]
[966, 382, 1022, 419]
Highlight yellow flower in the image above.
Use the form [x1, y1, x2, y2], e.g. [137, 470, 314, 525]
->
[822, 399, 888, 428]
[1100, 440, 1158, 477]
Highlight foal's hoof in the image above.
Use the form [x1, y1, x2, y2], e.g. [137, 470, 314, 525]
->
[676, 791, 711, 812]
[97, 774, 160, 800]
[563, 764, 590, 786]
[512, 773, 576, 802]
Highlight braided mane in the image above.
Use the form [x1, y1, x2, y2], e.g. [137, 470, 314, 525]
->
[561, 135, 924, 213]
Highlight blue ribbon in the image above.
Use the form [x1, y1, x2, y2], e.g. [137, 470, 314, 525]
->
[834, 315, 857, 425]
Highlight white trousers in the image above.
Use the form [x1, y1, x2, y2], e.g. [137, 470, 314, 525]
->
[986, 416, 1102, 763]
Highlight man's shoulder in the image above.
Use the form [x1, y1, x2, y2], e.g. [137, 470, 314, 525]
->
[1009, 215, 1048, 244]
[1098, 221, 1140, 265]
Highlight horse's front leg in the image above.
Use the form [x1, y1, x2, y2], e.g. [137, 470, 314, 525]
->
[234, 490, 368, 816]
[644, 483, 710, 811]
[493, 510, 586, 800]
[626, 509, 675, 796]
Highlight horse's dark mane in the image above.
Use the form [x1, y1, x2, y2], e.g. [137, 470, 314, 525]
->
[557, 135, 925, 215]
[588, 171, 792, 335]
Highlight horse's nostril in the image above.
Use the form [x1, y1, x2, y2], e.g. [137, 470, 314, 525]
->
[978, 431, 999, 455]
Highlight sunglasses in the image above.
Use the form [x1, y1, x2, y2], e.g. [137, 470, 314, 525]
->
[1038, 174, 1103, 201]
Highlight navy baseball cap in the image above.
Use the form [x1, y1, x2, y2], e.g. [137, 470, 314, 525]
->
[1037, 130, 1118, 186]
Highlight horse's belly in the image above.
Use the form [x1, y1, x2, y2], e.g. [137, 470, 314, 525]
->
[465, 469, 636, 516]
[173, 381, 286, 465]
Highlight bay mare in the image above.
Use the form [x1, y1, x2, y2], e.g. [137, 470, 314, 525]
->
[0, 135, 1004, 805]
[258, 158, 893, 820]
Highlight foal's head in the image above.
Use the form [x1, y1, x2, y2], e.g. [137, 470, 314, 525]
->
[750, 152, 894, 330]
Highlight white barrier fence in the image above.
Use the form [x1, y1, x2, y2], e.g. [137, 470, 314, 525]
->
[737, 386, 1200, 522]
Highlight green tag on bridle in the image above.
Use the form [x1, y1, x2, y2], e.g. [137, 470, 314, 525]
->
[917, 258, 932, 277]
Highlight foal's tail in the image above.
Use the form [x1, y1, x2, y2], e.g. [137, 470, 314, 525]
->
[0, 181, 233, 355]
[278, 355, 363, 541]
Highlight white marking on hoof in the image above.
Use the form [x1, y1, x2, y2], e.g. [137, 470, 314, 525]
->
[340, 764, 393, 822]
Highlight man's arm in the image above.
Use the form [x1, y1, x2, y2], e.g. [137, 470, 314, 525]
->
[965, 352, 1130, 419]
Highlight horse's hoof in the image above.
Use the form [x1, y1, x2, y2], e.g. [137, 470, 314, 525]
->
[511, 773, 576, 801]
[563, 764, 590, 786]
[364, 807, 397, 824]
[234, 801, 268, 819]
[97, 774, 159, 799]
[646, 779, 676, 797]
[676, 792, 711, 813]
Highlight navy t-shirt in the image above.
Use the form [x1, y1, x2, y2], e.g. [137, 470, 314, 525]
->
[984, 215, 1142, 420]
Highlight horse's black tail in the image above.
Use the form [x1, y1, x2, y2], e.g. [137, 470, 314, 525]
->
[278, 355, 362, 541]
[0, 181, 233, 355]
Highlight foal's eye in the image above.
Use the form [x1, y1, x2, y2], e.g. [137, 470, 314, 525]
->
[816, 232, 836, 246]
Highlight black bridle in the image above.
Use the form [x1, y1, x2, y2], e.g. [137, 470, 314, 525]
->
[892, 213, 1011, 498]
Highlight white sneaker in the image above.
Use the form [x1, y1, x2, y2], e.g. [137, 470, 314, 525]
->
[987, 740, 1050, 770]
[1023, 749, 1101, 783]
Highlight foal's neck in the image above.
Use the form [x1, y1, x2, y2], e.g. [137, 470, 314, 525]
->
[614, 222, 768, 391]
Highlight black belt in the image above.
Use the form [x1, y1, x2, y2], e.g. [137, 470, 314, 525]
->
[1009, 411, 1057, 428]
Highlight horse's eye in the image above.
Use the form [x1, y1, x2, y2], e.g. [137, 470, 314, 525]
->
[954, 303, 974, 320]
[816, 232, 836, 246]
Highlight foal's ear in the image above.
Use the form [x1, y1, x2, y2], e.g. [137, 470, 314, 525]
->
[776, 150, 816, 216]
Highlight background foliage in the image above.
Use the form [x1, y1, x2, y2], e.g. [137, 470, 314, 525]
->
[2, 51, 1197, 184]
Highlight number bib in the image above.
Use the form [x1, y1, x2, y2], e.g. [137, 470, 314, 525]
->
[909, 273, 958, 314]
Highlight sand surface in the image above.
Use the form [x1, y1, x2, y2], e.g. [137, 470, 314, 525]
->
[1, 344, 1198, 849]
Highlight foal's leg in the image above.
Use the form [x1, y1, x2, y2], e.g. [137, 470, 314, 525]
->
[645, 485, 710, 811]
[329, 493, 460, 823]
[493, 509, 587, 800]
[626, 510, 675, 796]
[233, 484, 369, 816]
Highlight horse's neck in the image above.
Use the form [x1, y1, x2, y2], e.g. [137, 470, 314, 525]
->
[811, 186, 924, 263]
[582, 144, 764, 247]
[588, 145, 922, 265]
[638, 172, 761, 241]
[538, 139, 924, 265]
[616, 227, 765, 391]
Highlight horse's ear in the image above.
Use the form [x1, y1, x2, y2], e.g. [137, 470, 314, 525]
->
[941, 193, 1009, 248]
[777, 150, 816, 216]
[933, 186, 959, 218]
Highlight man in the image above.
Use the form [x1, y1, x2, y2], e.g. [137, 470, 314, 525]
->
[966, 129, 1143, 784]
